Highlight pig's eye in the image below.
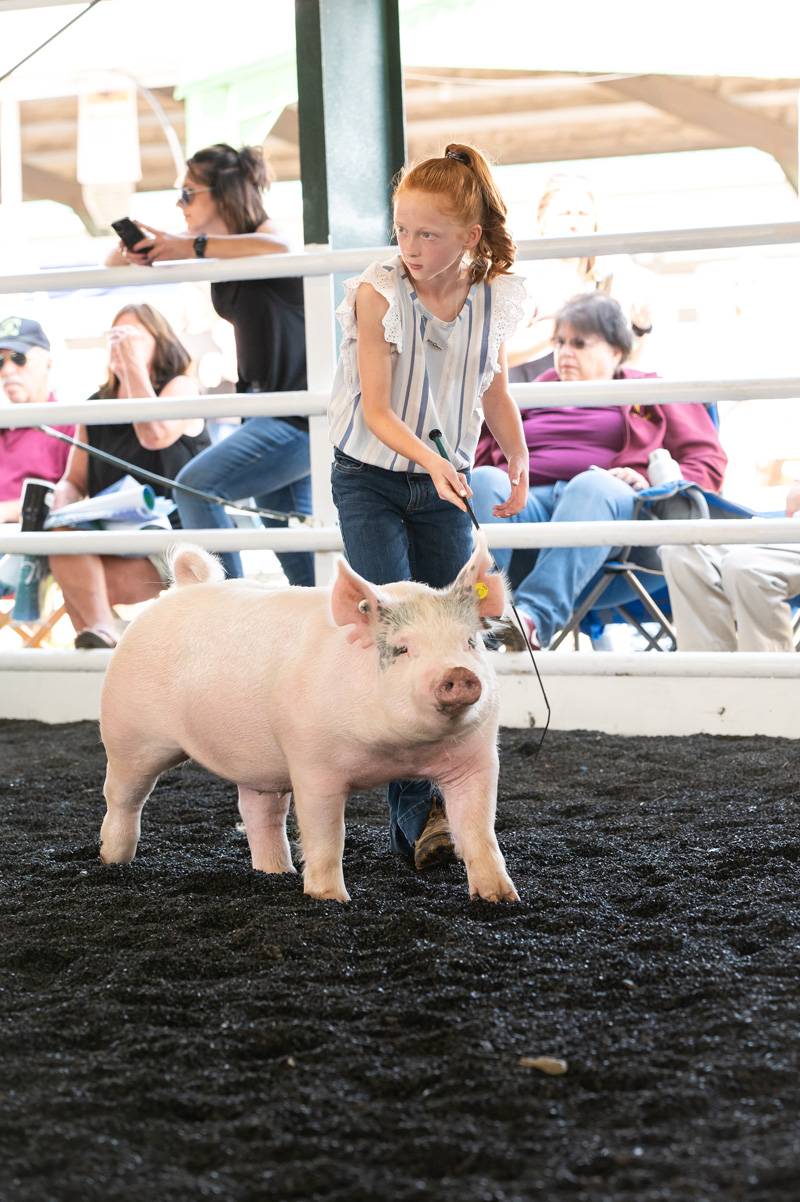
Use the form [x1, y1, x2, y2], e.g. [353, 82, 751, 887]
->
[467, 637, 477, 650]
[392, 644, 408, 657]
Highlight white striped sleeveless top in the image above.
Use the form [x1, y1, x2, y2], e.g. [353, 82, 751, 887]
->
[328, 254, 527, 473]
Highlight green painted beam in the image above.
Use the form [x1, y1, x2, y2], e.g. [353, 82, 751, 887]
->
[295, 0, 406, 248]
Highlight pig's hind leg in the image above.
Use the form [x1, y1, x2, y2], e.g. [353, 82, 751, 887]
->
[237, 786, 296, 874]
[291, 777, 350, 903]
[99, 746, 185, 864]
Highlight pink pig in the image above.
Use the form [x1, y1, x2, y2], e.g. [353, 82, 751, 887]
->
[98, 535, 519, 904]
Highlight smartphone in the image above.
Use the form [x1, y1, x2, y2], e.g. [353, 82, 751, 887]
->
[111, 217, 149, 251]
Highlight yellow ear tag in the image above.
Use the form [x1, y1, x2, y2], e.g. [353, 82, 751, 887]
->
[475, 582, 489, 600]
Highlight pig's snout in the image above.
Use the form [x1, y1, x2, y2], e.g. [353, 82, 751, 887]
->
[435, 666, 482, 713]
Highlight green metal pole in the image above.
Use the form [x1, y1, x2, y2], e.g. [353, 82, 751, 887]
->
[295, 0, 406, 249]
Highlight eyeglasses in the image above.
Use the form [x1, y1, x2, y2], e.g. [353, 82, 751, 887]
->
[0, 350, 27, 368]
[177, 185, 213, 206]
[554, 335, 601, 351]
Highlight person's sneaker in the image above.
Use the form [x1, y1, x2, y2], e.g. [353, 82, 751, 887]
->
[74, 625, 117, 650]
[414, 797, 457, 871]
[487, 612, 540, 652]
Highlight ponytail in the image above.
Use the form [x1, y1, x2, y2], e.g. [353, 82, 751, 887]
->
[394, 143, 515, 283]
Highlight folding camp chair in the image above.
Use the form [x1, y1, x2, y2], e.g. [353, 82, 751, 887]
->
[0, 577, 68, 648]
[552, 488, 800, 651]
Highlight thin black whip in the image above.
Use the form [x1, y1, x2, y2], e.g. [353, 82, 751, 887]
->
[428, 429, 551, 760]
[40, 425, 315, 525]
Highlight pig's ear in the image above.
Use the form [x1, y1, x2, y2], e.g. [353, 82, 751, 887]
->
[330, 558, 385, 648]
[452, 532, 507, 619]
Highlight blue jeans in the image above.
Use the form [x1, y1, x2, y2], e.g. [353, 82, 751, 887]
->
[471, 466, 637, 646]
[331, 449, 473, 859]
[174, 417, 313, 586]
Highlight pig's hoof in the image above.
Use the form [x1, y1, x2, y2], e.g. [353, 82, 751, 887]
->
[470, 878, 520, 904]
[304, 884, 351, 904]
[252, 861, 298, 875]
[98, 839, 136, 865]
[99, 850, 135, 866]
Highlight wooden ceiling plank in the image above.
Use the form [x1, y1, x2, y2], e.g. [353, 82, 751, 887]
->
[603, 74, 797, 188]
[21, 162, 100, 234]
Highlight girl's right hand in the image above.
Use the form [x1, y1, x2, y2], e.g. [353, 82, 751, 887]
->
[428, 457, 473, 512]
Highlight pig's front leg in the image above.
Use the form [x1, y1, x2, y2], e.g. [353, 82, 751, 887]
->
[237, 786, 296, 875]
[440, 756, 519, 903]
[290, 775, 350, 903]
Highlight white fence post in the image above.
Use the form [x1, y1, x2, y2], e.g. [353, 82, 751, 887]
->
[302, 243, 338, 584]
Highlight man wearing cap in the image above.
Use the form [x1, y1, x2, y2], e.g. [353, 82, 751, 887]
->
[0, 317, 74, 523]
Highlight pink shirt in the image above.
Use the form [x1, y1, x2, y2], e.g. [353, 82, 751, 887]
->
[0, 394, 74, 502]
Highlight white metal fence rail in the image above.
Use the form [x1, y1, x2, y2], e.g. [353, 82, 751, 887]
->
[1, 221, 799, 293]
[2, 519, 800, 558]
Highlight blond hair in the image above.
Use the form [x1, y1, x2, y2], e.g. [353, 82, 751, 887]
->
[537, 172, 600, 284]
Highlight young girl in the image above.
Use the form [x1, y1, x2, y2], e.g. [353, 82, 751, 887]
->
[328, 143, 529, 871]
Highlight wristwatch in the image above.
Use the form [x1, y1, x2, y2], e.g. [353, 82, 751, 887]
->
[193, 233, 208, 258]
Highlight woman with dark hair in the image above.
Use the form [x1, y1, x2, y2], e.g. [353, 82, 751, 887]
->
[107, 143, 312, 586]
[48, 304, 209, 649]
[472, 292, 727, 650]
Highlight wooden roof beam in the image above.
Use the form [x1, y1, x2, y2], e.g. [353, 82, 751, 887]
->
[20, 162, 101, 235]
[603, 74, 798, 191]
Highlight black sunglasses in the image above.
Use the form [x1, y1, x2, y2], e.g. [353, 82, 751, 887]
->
[0, 350, 27, 368]
[177, 185, 213, 206]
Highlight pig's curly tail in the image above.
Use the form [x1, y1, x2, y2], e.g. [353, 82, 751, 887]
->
[169, 545, 225, 588]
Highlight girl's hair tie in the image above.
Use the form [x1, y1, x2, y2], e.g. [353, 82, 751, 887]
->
[446, 149, 470, 165]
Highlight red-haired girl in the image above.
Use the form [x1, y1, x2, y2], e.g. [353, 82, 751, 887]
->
[328, 144, 529, 870]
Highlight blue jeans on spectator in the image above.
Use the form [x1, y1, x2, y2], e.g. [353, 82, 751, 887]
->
[331, 449, 473, 860]
[174, 417, 313, 586]
[471, 466, 637, 647]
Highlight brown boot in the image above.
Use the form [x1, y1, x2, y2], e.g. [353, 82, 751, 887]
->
[413, 798, 456, 871]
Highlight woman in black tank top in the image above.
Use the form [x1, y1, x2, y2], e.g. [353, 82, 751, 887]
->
[48, 304, 209, 649]
[107, 143, 313, 586]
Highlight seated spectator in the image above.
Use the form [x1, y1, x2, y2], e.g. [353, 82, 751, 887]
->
[472, 293, 726, 649]
[0, 317, 74, 522]
[48, 304, 209, 649]
[660, 482, 800, 651]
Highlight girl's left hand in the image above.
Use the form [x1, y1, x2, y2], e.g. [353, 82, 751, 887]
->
[608, 466, 649, 491]
[493, 454, 529, 517]
[134, 223, 196, 263]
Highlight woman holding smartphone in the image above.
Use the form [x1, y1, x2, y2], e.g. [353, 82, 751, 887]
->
[107, 143, 313, 586]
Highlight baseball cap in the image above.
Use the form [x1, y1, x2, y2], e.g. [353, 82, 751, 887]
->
[0, 316, 50, 354]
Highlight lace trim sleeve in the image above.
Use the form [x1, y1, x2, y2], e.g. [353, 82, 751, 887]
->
[479, 272, 529, 394]
[334, 260, 403, 352]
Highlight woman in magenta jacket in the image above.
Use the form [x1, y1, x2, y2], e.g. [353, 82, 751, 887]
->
[472, 292, 726, 649]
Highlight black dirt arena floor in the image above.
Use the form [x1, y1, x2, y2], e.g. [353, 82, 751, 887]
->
[1, 720, 799, 1202]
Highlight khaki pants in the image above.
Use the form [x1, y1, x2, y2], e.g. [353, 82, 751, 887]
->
[660, 543, 800, 652]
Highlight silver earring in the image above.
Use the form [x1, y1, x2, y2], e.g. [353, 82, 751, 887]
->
[357, 599, 370, 614]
